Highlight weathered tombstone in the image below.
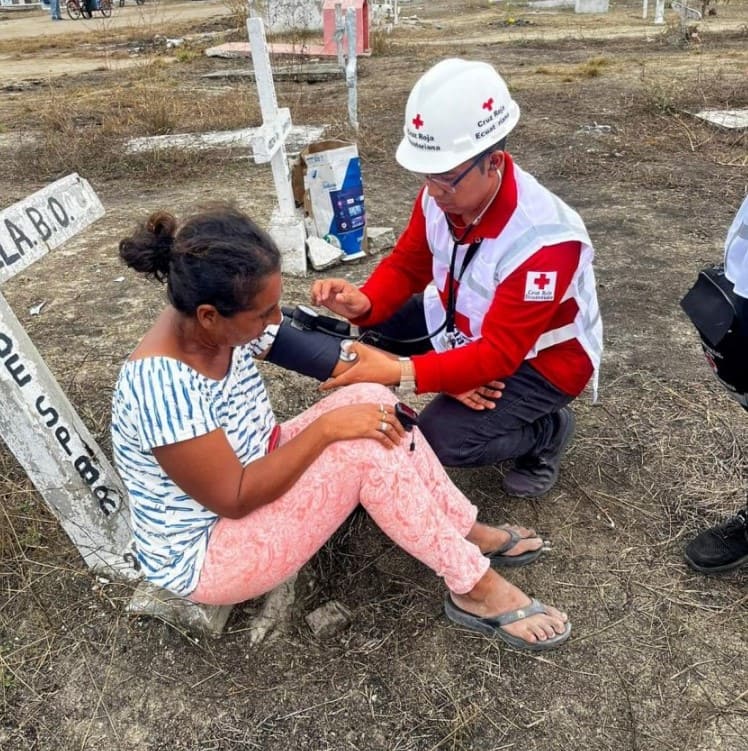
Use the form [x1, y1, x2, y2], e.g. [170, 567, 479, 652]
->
[0, 175, 232, 636]
[574, 0, 608, 12]
[260, 0, 322, 33]
[247, 14, 308, 275]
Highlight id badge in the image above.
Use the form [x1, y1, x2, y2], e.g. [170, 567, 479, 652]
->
[443, 329, 469, 349]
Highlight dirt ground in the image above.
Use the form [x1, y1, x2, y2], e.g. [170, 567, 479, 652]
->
[0, 0, 233, 80]
[1, 0, 747, 749]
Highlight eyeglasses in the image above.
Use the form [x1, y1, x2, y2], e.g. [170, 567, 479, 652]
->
[419, 151, 489, 194]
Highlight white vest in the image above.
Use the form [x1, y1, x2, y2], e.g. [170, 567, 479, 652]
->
[422, 164, 602, 398]
[724, 195, 748, 299]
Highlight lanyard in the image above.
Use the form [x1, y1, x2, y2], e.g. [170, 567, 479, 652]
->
[445, 238, 483, 337]
[440, 168, 502, 339]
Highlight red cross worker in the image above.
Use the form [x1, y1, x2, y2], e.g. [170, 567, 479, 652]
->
[311, 57, 602, 506]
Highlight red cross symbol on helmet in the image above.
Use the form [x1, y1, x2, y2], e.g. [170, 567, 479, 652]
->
[482, 98, 494, 111]
[412, 113, 424, 129]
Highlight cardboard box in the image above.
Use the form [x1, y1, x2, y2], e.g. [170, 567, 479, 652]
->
[292, 139, 367, 261]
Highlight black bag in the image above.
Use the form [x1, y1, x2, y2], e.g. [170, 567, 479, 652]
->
[680, 264, 748, 408]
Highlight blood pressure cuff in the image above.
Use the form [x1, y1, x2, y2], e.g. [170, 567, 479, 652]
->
[680, 264, 748, 409]
[264, 315, 341, 381]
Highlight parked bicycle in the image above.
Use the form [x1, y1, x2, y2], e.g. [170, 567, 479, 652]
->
[66, 0, 113, 18]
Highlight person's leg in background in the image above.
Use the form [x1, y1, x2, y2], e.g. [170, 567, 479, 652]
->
[50, 0, 62, 20]
[685, 499, 748, 574]
[684, 295, 748, 573]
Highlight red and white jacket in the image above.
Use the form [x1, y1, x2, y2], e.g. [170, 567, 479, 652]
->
[355, 155, 602, 398]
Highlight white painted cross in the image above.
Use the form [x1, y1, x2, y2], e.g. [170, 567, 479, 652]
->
[247, 14, 308, 276]
[643, 0, 666, 23]
[334, 2, 347, 70]
[334, 3, 359, 131]
[0, 174, 137, 579]
[654, 0, 666, 24]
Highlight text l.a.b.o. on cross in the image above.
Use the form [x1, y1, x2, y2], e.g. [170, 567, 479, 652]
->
[0, 196, 74, 269]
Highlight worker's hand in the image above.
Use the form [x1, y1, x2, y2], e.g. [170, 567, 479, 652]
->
[315, 402, 405, 448]
[449, 380, 505, 410]
[310, 278, 372, 320]
[320, 341, 400, 391]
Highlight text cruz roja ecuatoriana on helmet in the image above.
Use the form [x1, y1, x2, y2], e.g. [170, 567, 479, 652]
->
[475, 104, 509, 142]
[406, 103, 510, 152]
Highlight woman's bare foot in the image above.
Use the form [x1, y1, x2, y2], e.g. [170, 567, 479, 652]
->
[450, 569, 568, 645]
[467, 522, 543, 559]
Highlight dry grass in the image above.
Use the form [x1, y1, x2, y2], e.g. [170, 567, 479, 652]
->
[221, 0, 249, 31]
[2, 60, 261, 183]
[577, 56, 612, 77]
[370, 27, 395, 55]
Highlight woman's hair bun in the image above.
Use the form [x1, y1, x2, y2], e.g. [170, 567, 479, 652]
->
[119, 210, 177, 282]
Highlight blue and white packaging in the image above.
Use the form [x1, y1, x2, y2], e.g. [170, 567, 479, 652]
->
[300, 140, 367, 261]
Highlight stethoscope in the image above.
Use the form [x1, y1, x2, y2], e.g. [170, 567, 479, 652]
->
[293, 164, 502, 348]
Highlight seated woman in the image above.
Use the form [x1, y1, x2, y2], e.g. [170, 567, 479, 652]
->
[111, 203, 571, 652]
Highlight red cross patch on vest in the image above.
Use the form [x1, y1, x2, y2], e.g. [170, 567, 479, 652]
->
[524, 271, 557, 302]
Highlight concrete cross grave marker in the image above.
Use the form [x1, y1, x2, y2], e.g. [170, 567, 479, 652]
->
[655, 0, 666, 24]
[0, 175, 233, 636]
[0, 174, 136, 578]
[575, 0, 608, 12]
[247, 14, 308, 276]
[333, 3, 360, 131]
[642, 0, 666, 24]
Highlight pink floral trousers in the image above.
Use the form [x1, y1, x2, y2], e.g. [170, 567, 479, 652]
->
[190, 383, 490, 606]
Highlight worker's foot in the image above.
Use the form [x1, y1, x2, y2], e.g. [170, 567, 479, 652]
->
[502, 408, 575, 498]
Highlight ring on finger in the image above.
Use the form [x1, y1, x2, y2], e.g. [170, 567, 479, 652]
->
[379, 420, 388, 432]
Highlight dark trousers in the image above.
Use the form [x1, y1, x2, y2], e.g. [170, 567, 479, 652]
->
[363, 295, 574, 468]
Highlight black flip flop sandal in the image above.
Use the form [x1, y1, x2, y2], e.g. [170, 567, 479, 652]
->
[444, 595, 571, 651]
[486, 525, 544, 568]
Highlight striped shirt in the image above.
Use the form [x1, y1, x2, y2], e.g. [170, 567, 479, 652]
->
[111, 345, 276, 596]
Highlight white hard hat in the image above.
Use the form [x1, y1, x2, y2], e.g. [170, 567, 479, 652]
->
[395, 58, 520, 174]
